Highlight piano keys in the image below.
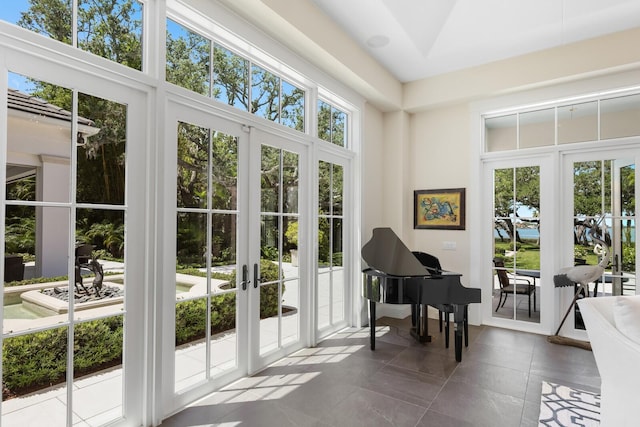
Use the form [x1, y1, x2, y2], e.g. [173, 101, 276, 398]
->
[362, 227, 481, 362]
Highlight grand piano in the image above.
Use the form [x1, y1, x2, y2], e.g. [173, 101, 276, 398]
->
[362, 227, 481, 362]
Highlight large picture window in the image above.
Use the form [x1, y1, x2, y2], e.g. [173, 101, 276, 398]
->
[165, 20, 306, 133]
[0, 0, 143, 71]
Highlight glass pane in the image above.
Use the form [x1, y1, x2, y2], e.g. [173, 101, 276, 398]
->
[213, 44, 249, 111]
[332, 268, 345, 324]
[332, 218, 343, 267]
[251, 65, 279, 121]
[211, 213, 236, 268]
[573, 161, 609, 218]
[282, 150, 298, 214]
[572, 160, 610, 328]
[2, 327, 69, 424]
[2, 0, 72, 45]
[166, 19, 211, 96]
[73, 315, 124, 420]
[210, 289, 237, 377]
[2, 1, 142, 71]
[331, 108, 346, 147]
[317, 271, 330, 329]
[519, 108, 554, 148]
[558, 101, 598, 144]
[318, 161, 330, 215]
[318, 217, 330, 266]
[211, 131, 238, 211]
[281, 277, 299, 347]
[177, 122, 209, 209]
[493, 166, 540, 323]
[261, 215, 280, 263]
[4, 206, 73, 331]
[176, 212, 207, 270]
[75, 208, 125, 321]
[261, 145, 280, 213]
[616, 162, 635, 295]
[317, 100, 331, 142]
[7, 73, 72, 203]
[259, 281, 279, 355]
[175, 297, 207, 391]
[333, 164, 343, 216]
[485, 115, 516, 152]
[284, 219, 298, 265]
[78, 0, 143, 71]
[601, 94, 640, 139]
[4, 205, 34, 283]
[281, 80, 304, 132]
[77, 92, 127, 205]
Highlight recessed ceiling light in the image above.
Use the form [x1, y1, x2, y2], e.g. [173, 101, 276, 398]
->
[366, 35, 390, 48]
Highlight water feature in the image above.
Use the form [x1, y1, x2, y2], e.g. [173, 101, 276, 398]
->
[3, 303, 40, 320]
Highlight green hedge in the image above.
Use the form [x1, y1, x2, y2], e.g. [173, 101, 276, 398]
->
[175, 259, 283, 345]
[3, 317, 123, 398]
[2, 259, 283, 398]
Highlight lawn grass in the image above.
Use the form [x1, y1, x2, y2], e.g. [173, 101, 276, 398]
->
[494, 239, 599, 270]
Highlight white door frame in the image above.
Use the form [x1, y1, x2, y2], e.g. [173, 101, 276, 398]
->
[481, 154, 555, 336]
[162, 98, 251, 412]
[247, 126, 310, 374]
[560, 146, 640, 340]
[314, 149, 352, 342]
[1, 50, 148, 427]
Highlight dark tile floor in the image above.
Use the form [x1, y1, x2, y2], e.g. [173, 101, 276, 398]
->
[161, 316, 600, 427]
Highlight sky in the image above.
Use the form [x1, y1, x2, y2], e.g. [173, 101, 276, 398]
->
[1, 1, 36, 92]
[0, 1, 29, 25]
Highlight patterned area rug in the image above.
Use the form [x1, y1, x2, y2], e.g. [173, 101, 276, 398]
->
[539, 381, 600, 426]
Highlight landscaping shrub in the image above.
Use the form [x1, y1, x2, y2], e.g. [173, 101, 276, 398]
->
[175, 259, 283, 345]
[2, 317, 123, 399]
[2, 259, 283, 398]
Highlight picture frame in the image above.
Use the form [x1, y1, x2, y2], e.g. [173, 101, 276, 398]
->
[414, 188, 466, 230]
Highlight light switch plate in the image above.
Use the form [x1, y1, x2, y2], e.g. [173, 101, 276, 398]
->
[443, 241, 456, 250]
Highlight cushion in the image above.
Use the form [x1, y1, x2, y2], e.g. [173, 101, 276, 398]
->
[613, 295, 640, 344]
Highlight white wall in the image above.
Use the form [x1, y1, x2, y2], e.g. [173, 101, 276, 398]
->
[361, 102, 385, 235]
[408, 104, 471, 284]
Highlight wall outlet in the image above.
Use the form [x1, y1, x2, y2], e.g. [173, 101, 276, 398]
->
[442, 241, 456, 250]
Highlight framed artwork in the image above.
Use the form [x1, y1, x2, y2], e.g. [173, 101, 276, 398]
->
[414, 188, 466, 230]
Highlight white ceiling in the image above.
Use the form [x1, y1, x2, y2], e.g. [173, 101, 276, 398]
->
[311, 0, 640, 83]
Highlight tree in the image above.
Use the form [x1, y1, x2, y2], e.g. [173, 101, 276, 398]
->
[16, 0, 142, 251]
[19, 0, 142, 70]
[493, 166, 540, 243]
[166, 22, 210, 96]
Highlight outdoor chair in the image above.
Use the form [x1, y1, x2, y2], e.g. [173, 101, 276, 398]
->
[493, 257, 536, 317]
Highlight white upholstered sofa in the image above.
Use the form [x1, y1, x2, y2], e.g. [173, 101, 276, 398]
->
[577, 295, 640, 426]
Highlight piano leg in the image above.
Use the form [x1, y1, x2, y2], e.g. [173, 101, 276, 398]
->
[453, 305, 467, 362]
[369, 301, 376, 350]
[410, 304, 431, 343]
[464, 305, 469, 347]
[454, 324, 463, 362]
[444, 314, 450, 348]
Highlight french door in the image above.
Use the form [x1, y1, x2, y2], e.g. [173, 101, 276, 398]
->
[487, 156, 551, 332]
[562, 148, 639, 333]
[1, 59, 147, 426]
[164, 101, 307, 412]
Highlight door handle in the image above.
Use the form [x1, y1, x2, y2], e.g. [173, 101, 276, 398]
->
[253, 263, 261, 288]
[241, 264, 249, 290]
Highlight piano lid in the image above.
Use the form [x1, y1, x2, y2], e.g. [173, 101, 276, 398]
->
[361, 227, 429, 277]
